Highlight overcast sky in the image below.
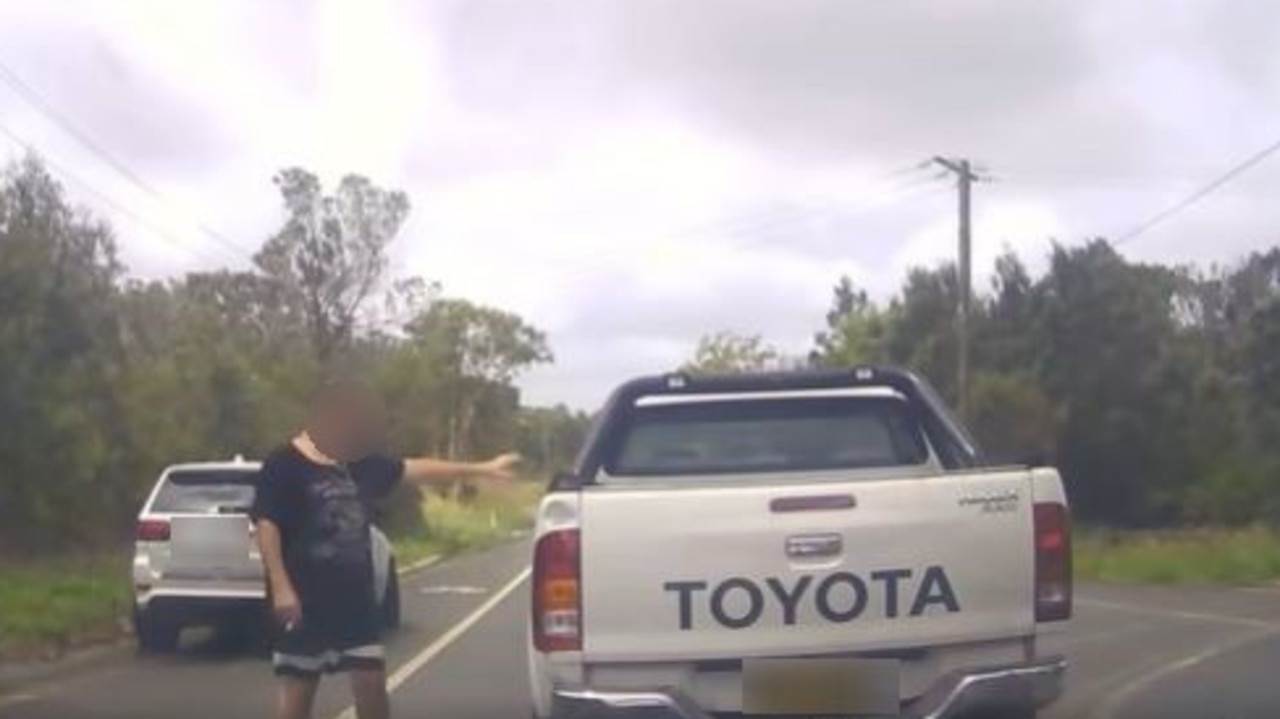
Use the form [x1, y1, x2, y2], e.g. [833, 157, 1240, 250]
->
[2, 0, 1279, 409]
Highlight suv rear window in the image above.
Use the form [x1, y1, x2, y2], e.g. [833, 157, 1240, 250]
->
[150, 469, 258, 513]
[606, 395, 929, 476]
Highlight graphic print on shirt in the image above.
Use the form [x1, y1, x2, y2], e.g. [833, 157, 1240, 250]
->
[303, 466, 372, 568]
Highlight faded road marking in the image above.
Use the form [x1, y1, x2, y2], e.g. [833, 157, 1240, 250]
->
[419, 585, 489, 595]
[0, 693, 37, 710]
[1077, 597, 1280, 630]
[1089, 628, 1280, 719]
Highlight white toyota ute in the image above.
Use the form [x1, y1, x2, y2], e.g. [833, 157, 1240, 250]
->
[527, 367, 1071, 719]
[132, 456, 400, 652]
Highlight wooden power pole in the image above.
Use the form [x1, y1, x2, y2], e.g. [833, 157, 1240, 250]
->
[931, 157, 980, 422]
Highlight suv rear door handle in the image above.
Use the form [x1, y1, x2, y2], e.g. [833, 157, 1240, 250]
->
[785, 533, 843, 558]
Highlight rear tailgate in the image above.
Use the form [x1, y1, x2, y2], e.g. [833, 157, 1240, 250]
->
[570, 375, 1038, 662]
[580, 469, 1034, 661]
[167, 514, 262, 583]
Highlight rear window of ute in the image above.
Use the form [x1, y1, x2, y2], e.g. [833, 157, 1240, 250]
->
[606, 395, 929, 476]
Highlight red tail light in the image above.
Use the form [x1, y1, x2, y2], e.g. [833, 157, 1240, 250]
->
[136, 519, 171, 542]
[532, 528, 581, 652]
[1034, 502, 1072, 622]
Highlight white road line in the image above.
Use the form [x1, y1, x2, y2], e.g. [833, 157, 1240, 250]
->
[1076, 597, 1280, 629]
[419, 585, 489, 595]
[0, 693, 37, 710]
[1236, 585, 1280, 595]
[331, 566, 532, 719]
[397, 555, 441, 577]
[1089, 627, 1280, 719]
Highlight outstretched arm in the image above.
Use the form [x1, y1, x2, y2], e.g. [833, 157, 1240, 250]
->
[402, 452, 521, 486]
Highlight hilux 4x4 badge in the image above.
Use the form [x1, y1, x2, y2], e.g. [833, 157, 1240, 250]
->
[958, 489, 1020, 514]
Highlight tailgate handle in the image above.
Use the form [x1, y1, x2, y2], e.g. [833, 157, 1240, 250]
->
[770, 494, 856, 513]
[785, 533, 843, 558]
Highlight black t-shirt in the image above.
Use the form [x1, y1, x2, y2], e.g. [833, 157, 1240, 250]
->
[250, 442, 405, 624]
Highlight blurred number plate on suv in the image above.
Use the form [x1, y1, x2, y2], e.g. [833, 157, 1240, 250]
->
[743, 657, 899, 716]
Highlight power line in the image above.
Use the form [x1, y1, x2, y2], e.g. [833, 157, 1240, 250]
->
[0, 123, 230, 266]
[477, 179, 953, 297]
[618, 164, 943, 251]
[731, 180, 950, 255]
[0, 58, 254, 263]
[683, 186, 937, 254]
[1115, 135, 1280, 247]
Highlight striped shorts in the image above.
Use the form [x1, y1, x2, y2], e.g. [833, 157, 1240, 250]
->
[273, 642, 385, 678]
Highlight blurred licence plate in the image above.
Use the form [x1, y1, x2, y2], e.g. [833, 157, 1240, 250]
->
[742, 657, 899, 716]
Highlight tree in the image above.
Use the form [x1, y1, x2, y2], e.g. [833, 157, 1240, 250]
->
[0, 155, 123, 549]
[515, 405, 593, 474]
[882, 266, 961, 402]
[682, 331, 783, 373]
[1026, 242, 1191, 524]
[255, 168, 410, 367]
[810, 276, 888, 367]
[967, 371, 1060, 465]
[398, 298, 553, 457]
[977, 251, 1038, 374]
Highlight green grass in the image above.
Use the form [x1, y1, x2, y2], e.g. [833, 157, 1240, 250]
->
[391, 480, 542, 562]
[0, 557, 130, 660]
[1075, 526, 1280, 584]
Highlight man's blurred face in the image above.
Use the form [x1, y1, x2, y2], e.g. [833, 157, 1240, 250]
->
[310, 381, 388, 460]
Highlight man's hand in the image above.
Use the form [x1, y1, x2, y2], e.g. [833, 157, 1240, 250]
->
[273, 583, 303, 630]
[477, 452, 521, 480]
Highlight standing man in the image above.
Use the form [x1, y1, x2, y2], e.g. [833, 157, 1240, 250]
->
[251, 378, 520, 719]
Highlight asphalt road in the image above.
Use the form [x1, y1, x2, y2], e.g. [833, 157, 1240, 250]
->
[3, 541, 1280, 718]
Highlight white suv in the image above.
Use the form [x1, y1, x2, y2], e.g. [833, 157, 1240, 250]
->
[131, 456, 401, 652]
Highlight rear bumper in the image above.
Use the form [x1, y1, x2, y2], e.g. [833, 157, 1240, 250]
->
[906, 655, 1066, 718]
[549, 656, 1066, 719]
[135, 594, 266, 628]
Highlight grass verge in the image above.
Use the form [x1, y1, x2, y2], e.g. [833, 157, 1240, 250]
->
[1075, 526, 1280, 584]
[0, 557, 130, 662]
[391, 480, 542, 565]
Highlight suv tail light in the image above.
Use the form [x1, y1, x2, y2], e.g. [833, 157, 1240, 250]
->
[1034, 502, 1072, 622]
[136, 519, 171, 542]
[532, 528, 581, 652]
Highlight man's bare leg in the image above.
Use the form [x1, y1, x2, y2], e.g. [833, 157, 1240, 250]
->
[350, 666, 390, 719]
[277, 676, 320, 719]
